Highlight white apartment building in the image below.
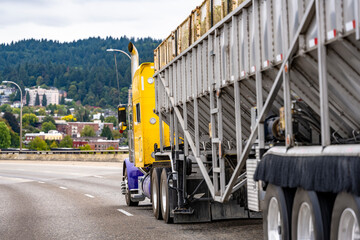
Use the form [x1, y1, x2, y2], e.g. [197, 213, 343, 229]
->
[26, 87, 60, 106]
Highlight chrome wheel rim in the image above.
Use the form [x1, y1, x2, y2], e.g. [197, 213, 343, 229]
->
[152, 180, 157, 211]
[297, 202, 315, 240]
[161, 179, 167, 214]
[338, 208, 360, 240]
[268, 197, 281, 240]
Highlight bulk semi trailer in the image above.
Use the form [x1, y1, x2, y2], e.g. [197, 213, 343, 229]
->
[120, 0, 360, 239]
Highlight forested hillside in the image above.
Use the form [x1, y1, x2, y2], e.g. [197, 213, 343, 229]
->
[0, 37, 161, 107]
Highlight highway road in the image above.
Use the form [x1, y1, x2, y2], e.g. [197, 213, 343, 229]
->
[0, 161, 263, 240]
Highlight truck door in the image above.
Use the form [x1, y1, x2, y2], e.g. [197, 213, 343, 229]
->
[133, 102, 143, 165]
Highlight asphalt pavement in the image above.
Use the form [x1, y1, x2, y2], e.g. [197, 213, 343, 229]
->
[0, 161, 263, 240]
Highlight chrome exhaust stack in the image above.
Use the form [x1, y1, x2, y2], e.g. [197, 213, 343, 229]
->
[128, 42, 139, 81]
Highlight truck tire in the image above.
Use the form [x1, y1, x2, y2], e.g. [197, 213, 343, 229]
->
[160, 168, 173, 223]
[330, 192, 360, 240]
[263, 184, 292, 240]
[124, 167, 138, 206]
[151, 167, 162, 220]
[291, 188, 328, 240]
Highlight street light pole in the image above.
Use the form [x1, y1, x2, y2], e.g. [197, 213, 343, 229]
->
[2, 81, 23, 151]
[106, 49, 131, 60]
[106, 48, 132, 104]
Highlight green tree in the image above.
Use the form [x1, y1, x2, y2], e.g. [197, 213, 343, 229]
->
[22, 106, 33, 114]
[26, 91, 30, 106]
[42, 94, 47, 106]
[43, 115, 55, 125]
[68, 85, 77, 98]
[12, 108, 20, 115]
[100, 126, 113, 140]
[3, 112, 20, 133]
[42, 121, 56, 133]
[35, 93, 40, 106]
[106, 146, 115, 154]
[59, 135, 73, 148]
[100, 114, 105, 122]
[36, 76, 44, 86]
[57, 105, 67, 116]
[10, 131, 19, 148]
[112, 130, 121, 139]
[0, 104, 12, 113]
[79, 144, 92, 150]
[105, 116, 117, 127]
[22, 113, 38, 127]
[81, 125, 96, 137]
[38, 108, 46, 115]
[50, 141, 58, 148]
[60, 95, 65, 105]
[29, 137, 48, 150]
[0, 122, 11, 148]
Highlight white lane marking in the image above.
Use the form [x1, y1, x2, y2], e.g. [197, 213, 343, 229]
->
[59, 186, 68, 190]
[17, 168, 25, 171]
[93, 175, 104, 179]
[117, 209, 133, 216]
[38, 181, 45, 184]
[0, 176, 31, 183]
[84, 194, 95, 198]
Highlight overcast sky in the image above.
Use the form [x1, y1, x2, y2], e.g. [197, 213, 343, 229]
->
[0, 0, 198, 44]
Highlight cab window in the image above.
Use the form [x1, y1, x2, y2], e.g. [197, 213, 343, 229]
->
[136, 103, 141, 123]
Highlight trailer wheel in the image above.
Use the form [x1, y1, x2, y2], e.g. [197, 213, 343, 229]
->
[263, 184, 292, 240]
[291, 188, 328, 240]
[124, 168, 138, 206]
[151, 167, 162, 220]
[330, 192, 360, 240]
[160, 168, 173, 223]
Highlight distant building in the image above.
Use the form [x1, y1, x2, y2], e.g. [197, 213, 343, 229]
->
[72, 137, 106, 148]
[59, 90, 67, 99]
[93, 113, 104, 120]
[56, 122, 114, 138]
[10, 101, 21, 108]
[89, 139, 119, 150]
[24, 130, 63, 144]
[72, 137, 119, 150]
[26, 86, 60, 106]
[0, 86, 16, 105]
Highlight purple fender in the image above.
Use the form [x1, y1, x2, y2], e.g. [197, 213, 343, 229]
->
[124, 158, 144, 190]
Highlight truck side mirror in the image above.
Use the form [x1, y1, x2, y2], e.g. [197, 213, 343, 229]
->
[118, 106, 127, 133]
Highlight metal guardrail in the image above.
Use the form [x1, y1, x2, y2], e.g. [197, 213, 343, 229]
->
[0, 150, 129, 155]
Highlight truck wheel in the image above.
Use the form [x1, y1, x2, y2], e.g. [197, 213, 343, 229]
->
[160, 168, 173, 223]
[124, 168, 138, 206]
[151, 168, 162, 220]
[263, 184, 292, 240]
[330, 192, 360, 240]
[291, 188, 328, 240]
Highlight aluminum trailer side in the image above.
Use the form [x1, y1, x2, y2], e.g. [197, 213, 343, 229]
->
[154, 0, 360, 238]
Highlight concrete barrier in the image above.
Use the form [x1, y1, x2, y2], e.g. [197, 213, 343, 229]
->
[0, 153, 128, 162]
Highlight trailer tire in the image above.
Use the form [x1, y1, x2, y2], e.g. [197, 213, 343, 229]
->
[291, 188, 329, 240]
[124, 167, 138, 206]
[160, 168, 173, 223]
[330, 192, 360, 240]
[263, 184, 292, 240]
[151, 167, 162, 220]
